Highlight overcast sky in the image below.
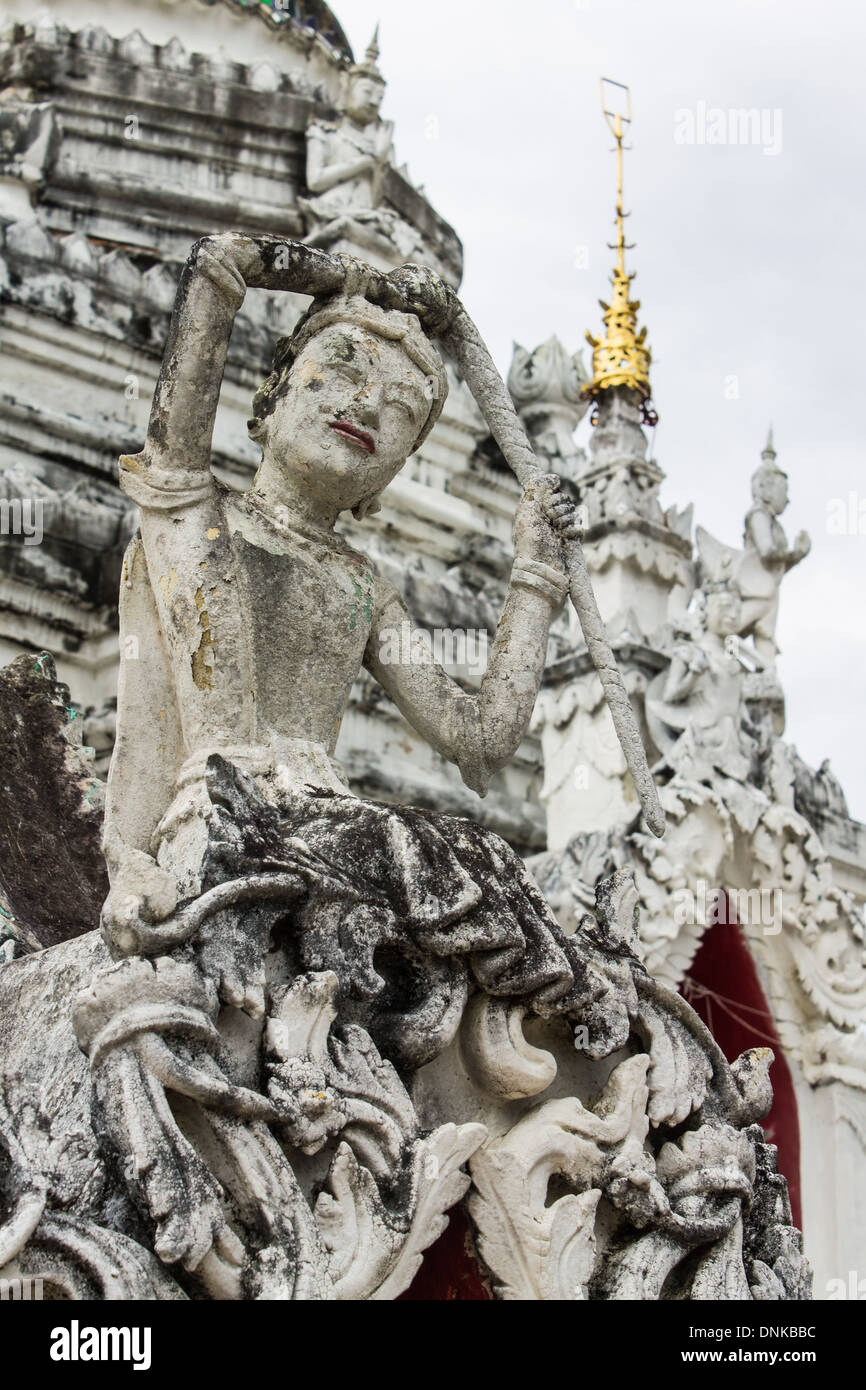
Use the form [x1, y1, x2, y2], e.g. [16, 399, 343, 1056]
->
[340, 0, 866, 819]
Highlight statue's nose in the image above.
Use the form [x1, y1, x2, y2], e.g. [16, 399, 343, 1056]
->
[356, 386, 381, 429]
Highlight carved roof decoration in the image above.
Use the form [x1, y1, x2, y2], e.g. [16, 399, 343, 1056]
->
[199, 0, 354, 62]
[508, 336, 589, 412]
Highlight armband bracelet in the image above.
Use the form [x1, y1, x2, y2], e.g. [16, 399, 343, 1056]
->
[510, 557, 569, 610]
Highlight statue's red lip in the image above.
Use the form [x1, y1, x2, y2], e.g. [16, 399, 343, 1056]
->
[330, 421, 376, 454]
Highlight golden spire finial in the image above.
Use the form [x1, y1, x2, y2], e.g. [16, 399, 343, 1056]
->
[583, 79, 656, 424]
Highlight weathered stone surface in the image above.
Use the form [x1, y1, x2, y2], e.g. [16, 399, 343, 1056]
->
[0, 652, 107, 950]
[0, 761, 811, 1300]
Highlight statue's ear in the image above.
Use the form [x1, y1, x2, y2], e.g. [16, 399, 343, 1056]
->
[352, 492, 383, 521]
[247, 415, 269, 449]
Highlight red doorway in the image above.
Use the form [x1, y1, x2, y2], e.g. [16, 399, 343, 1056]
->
[681, 903, 802, 1229]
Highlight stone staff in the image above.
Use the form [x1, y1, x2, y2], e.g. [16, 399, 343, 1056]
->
[439, 303, 665, 839]
[169, 236, 665, 837]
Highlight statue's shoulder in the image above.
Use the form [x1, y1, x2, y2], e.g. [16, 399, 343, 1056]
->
[339, 536, 382, 583]
[743, 503, 770, 539]
[307, 118, 340, 137]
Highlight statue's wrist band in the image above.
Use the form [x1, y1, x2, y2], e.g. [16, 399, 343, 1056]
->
[510, 558, 568, 609]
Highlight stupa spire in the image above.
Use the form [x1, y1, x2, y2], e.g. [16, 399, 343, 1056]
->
[583, 79, 656, 426]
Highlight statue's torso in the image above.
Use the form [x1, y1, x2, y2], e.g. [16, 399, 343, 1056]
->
[306, 117, 389, 215]
[741, 506, 787, 596]
[137, 483, 383, 772]
[227, 494, 378, 748]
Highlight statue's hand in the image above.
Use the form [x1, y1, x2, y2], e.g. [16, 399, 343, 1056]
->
[374, 122, 393, 160]
[793, 529, 811, 560]
[101, 850, 178, 956]
[513, 473, 579, 572]
[191, 232, 263, 290]
[194, 910, 274, 1020]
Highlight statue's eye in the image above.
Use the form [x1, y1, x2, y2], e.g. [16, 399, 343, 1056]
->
[386, 395, 419, 421]
[331, 362, 365, 386]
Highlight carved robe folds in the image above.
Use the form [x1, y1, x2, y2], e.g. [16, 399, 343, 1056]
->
[0, 753, 811, 1299]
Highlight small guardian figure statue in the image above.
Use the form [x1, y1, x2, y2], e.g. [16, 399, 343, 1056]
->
[738, 431, 811, 664]
[299, 30, 429, 272]
[693, 431, 810, 670]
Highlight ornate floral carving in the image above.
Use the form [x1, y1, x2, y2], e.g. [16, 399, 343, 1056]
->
[0, 755, 811, 1299]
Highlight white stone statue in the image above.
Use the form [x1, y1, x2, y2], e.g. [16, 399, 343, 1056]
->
[696, 433, 810, 666]
[738, 441, 810, 664]
[299, 31, 430, 272]
[645, 587, 756, 791]
[103, 236, 580, 983]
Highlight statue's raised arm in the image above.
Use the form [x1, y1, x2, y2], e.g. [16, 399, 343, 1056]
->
[129, 232, 380, 486]
[135, 236, 247, 477]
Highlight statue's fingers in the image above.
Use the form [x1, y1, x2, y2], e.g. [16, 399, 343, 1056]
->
[547, 500, 579, 532]
[542, 496, 571, 523]
[220, 970, 246, 1010]
[242, 984, 266, 1020]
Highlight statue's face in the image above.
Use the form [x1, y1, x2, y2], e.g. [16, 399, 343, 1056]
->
[706, 589, 743, 637]
[261, 323, 432, 514]
[756, 470, 788, 515]
[347, 75, 384, 124]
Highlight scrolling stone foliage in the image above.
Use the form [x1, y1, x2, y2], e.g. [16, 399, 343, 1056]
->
[0, 235, 810, 1301]
[0, 705, 810, 1300]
